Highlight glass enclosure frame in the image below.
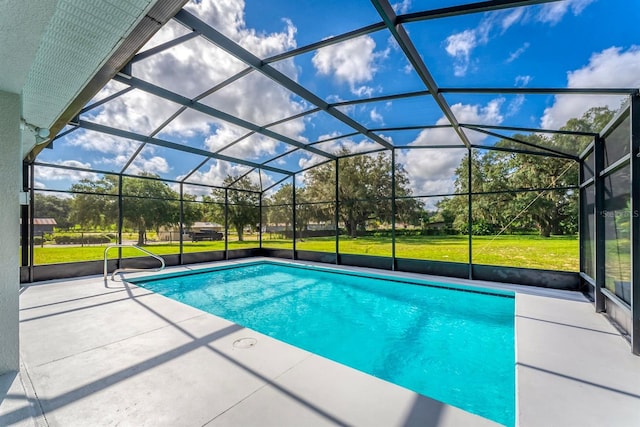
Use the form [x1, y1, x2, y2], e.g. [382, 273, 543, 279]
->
[22, 101, 640, 354]
[23, 142, 583, 272]
[579, 98, 640, 354]
[19, 0, 640, 358]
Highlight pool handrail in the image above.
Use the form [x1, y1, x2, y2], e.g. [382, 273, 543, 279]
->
[103, 244, 165, 282]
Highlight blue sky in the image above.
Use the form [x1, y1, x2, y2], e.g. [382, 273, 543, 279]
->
[36, 0, 640, 198]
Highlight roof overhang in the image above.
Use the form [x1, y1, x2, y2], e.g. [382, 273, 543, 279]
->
[0, 0, 188, 161]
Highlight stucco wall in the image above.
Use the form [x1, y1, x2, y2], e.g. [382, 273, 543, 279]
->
[0, 91, 20, 374]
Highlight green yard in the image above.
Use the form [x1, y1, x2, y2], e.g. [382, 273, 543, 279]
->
[265, 234, 579, 271]
[32, 234, 580, 271]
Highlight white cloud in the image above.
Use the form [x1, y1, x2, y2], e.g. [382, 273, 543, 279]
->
[199, 71, 307, 129]
[392, 0, 412, 15]
[63, 129, 171, 177]
[444, 12, 499, 77]
[537, 0, 595, 25]
[74, 0, 307, 176]
[318, 136, 382, 155]
[35, 160, 96, 183]
[270, 116, 309, 143]
[297, 151, 331, 172]
[295, 98, 504, 199]
[312, 36, 386, 96]
[182, 159, 252, 188]
[501, 8, 525, 31]
[444, 1, 594, 75]
[506, 95, 525, 117]
[297, 134, 382, 171]
[410, 99, 504, 147]
[352, 85, 376, 97]
[138, 19, 192, 52]
[542, 46, 640, 129]
[400, 99, 505, 196]
[86, 80, 130, 106]
[298, 140, 384, 178]
[451, 99, 505, 127]
[215, 134, 283, 162]
[398, 146, 467, 197]
[67, 130, 139, 157]
[370, 108, 384, 125]
[507, 42, 530, 63]
[84, 90, 182, 136]
[127, 156, 170, 176]
[183, 0, 297, 58]
[160, 109, 215, 138]
[184, 161, 273, 192]
[135, 35, 249, 99]
[445, 30, 477, 77]
[515, 75, 532, 87]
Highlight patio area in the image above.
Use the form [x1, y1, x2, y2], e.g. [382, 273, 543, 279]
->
[1, 259, 639, 426]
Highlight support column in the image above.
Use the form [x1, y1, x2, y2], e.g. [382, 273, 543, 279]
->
[28, 162, 35, 282]
[117, 175, 123, 268]
[179, 183, 184, 265]
[630, 94, 640, 354]
[467, 149, 473, 280]
[335, 159, 340, 265]
[224, 188, 229, 260]
[391, 149, 396, 271]
[0, 91, 21, 374]
[258, 193, 263, 249]
[20, 162, 29, 269]
[292, 174, 297, 260]
[594, 137, 606, 313]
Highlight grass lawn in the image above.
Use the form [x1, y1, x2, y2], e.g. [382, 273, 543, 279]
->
[33, 236, 261, 264]
[32, 233, 579, 271]
[264, 234, 579, 271]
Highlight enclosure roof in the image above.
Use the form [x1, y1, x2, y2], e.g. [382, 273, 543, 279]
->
[31, 0, 640, 191]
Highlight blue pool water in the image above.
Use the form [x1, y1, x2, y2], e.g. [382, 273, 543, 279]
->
[130, 262, 515, 426]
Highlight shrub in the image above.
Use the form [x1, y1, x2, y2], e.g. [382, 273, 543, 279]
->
[53, 234, 112, 245]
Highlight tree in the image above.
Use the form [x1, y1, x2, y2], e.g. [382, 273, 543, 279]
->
[70, 173, 181, 245]
[395, 197, 425, 229]
[34, 194, 73, 230]
[70, 176, 118, 230]
[304, 149, 417, 237]
[180, 193, 204, 231]
[210, 175, 260, 241]
[438, 106, 615, 236]
[295, 186, 334, 237]
[264, 184, 335, 238]
[121, 173, 181, 245]
[265, 183, 293, 232]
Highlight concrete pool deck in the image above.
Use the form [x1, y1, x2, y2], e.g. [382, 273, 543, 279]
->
[1, 258, 639, 426]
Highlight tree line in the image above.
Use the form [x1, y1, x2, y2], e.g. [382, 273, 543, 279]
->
[33, 108, 613, 244]
[438, 107, 612, 236]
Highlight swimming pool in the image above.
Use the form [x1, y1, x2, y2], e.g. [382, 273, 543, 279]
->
[129, 261, 515, 426]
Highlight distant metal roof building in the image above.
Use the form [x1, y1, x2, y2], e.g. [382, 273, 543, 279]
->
[33, 218, 57, 225]
[19, 218, 58, 225]
[191, 221, 222, 229]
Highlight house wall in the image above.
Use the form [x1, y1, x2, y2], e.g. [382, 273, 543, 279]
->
[0, 91, 20, 374]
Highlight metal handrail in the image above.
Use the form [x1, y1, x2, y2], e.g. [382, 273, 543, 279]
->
[103, 244, 165, 282]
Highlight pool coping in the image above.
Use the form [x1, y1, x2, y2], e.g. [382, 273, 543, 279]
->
[128, 258, 516, 298]
[4, 257, 640, 426]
